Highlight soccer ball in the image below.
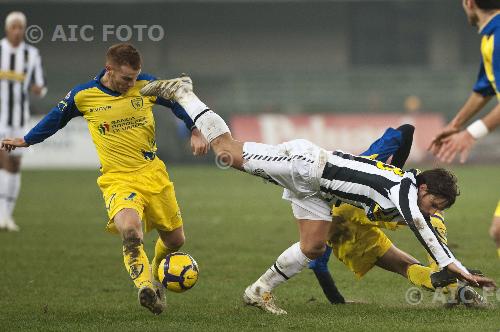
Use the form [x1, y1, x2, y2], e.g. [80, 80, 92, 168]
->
[158, 252, 199, 293]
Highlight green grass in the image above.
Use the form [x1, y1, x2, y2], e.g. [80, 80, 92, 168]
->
[0, 165, 499, 331]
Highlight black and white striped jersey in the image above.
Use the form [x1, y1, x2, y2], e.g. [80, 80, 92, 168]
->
[0, 38, 45, 129]
[320, 150, 463, 271]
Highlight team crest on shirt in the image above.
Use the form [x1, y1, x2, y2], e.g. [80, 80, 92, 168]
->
[57, 100, 68, 112]
[131, 97, 144, 110]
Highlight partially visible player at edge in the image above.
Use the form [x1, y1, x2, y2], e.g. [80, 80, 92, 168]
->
[1, 43, 209, 315]
[0, 11, 47, 232]
[428, 0, 500, 259]
[135, 76, 490, 315]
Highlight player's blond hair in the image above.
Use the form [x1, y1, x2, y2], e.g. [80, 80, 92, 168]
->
[5, 11, 26, 30]
[106, 43, 142, 70]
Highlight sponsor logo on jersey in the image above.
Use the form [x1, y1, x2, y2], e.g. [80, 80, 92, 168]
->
[98, 122, 110, 135]
[89, 105, 112, 113]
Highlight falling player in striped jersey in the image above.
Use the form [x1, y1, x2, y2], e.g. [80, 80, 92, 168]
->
[143, 76, 492, 314]
[309, 126, 494, 307]
[0, 12, 46, 231]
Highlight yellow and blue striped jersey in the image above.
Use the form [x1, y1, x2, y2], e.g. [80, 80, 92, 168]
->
[474, 13, 500, 99]
[24, 69, 194, 173]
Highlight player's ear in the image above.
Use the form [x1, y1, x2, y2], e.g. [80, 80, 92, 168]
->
[418, 183, 428, 193]
[104, 63, 113, 73]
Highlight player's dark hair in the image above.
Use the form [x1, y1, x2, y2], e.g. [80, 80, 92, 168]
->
[106, 43, 142, 70]
[476, 0, 500, 9]
[416, 168, 460, 209]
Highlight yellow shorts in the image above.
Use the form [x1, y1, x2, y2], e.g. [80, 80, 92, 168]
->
[494, 200, 500, 217]
[97, 158, 183, 234]
[329, 220, 393, 278]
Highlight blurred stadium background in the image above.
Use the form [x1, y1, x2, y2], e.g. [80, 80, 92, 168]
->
[2, 2, 500, 330]
[2, 0, 500, 167]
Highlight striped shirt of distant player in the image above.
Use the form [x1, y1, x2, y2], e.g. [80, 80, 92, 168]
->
[319, 150, 455, 268]
[0, 38, 45, 129]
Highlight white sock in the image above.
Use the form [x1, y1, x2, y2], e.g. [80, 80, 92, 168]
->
[0, 169, 8, 220]
[5, 171, 20, 217]
[175, 90, 230, 142]
[251, 242, 311, 293]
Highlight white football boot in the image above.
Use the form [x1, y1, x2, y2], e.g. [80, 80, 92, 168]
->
[5, 217, 19, 232]
[0, 217, 7, 231]
[243, 285, 287, 315]
[457, 286, 489, 308]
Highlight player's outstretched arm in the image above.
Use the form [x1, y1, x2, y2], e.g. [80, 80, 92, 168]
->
[1, 137, 29, 152]
[191, 128, 210, 156]
[436, 103, 500, 163]
[389, 174, 480, 286]
[428, 92, 491, 155]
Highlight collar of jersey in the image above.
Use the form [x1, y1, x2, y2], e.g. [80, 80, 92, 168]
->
[479, 12, 500, 35]
[94, 69, 122, 97]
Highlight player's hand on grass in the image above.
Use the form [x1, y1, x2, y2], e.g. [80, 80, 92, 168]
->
[473, 275, 497, 289]
[446, 262, 479, 287]
[435, 131, 475, 164]
[1, 138, 29, 152]
[428, 124, 460, 155]
[190, 128, 209, 156]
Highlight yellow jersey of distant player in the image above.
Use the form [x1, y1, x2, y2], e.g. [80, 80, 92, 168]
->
[473, 13, 500, 100]
[24, 70, 195, 173]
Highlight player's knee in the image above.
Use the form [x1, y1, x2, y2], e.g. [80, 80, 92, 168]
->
[5, 156, 21, 172]
[114, 209, 142, 240]
[121, 227, 142, 242]
[301, 241, 326, 260]
[167, 233, 185, 250]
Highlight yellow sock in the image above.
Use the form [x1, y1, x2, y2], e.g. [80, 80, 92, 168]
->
[152, 238, 178, 281]
[497, 248, 500, 258]
[123, 238, 153, 289]
[407, 264, 434, 290]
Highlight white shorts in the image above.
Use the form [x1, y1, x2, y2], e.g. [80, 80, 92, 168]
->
[242, 139, 332, 221]
[283, 189, 332, 221]
[0, 126, 28, 157]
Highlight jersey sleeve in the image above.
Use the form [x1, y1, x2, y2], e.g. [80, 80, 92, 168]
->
[155, 97, 195, 131]
[32, 49, 46, 87]
[360, 127, 402, 162]
[24, 89, 82, 145]
[492, 33, 500, 98]
[388, 172, 468, 273]
[473, 58, 496, 97]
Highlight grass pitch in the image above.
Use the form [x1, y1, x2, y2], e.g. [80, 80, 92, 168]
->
[0, 165, 499, 331]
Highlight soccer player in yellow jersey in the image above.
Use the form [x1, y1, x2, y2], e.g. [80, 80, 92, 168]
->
[429, 0, 500, 259]
[326, 206, 485, 305]
[1, 43, 209, 314]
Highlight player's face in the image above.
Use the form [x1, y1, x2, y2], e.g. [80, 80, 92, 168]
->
[6, 20, 25, 47]
[462, 0, 479, 27]
[107, 64, 141, 94]
[417, 184, 448, 218]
